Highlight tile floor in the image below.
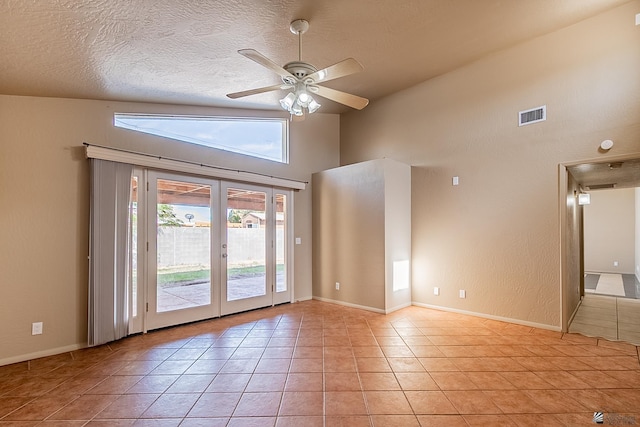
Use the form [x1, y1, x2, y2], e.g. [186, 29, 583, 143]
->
[570, 294, 640, 345]
[1, 300, 639, 426]
[584, 273, 640, 299]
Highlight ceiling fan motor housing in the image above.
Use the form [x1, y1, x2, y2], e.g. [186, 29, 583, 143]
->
[282, 61, 317, 82]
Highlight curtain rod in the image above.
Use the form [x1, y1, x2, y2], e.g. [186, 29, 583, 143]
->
[83, 142, 309, 187]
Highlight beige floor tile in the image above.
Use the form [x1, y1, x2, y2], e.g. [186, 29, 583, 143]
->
[95, 394, 159, 419]
[358, 372, 401, 391]
[405, 390, 458, 414]
[2, 394, 79, 421]
[325, 372, 361, 391]
[363, 390, 413, 414]
[482, 390, 545, 414]
[233, 392, 282, 417]
[275, 416, 323, 427]
[284, 372, 323, 391]
[416, 414, 468, 426]
[187, 393, 241, 417]
[394, 372, 439, 391]
[1, 300, 639, 425]
[278, 392, 323, 416]
[324, 391, 367, 416]
[444, 391, 502, 414]
[429, 371, 479, 390]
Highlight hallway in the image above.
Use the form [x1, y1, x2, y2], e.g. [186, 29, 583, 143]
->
[569, 294, 640, 345]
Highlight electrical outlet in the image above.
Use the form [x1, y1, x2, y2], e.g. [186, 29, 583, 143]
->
[459, 290, 466, 299]
[335, 282, 340, 290]
[32, 322, 43, 335]
[614, 261, 618, 267]
[434, 287, 440, 296]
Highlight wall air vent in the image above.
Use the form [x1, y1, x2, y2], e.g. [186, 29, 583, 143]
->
[519, 105, 546, 126]
[585, 183, 617, 190]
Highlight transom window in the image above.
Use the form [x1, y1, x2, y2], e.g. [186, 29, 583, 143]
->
[114, 114, 289, 163]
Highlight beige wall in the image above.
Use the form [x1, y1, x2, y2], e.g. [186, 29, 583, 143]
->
[312, 159, 411, 312]
[584, 188, 636, 274]
[0, 95, 340, 364]
[637, 188, 640, 281]
[341, 1, 640, 328]
[312, 161, 387, 310]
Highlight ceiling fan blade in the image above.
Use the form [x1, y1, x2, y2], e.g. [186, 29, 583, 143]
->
[238, 49, 294, 80]
[226, 84, 292, 99]
[311, 85, 369, 110]
[305, 58, 364, 84]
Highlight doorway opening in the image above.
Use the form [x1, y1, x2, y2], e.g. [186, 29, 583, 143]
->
[560, 155, 640, 344]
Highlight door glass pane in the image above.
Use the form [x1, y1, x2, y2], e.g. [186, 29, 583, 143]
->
[156, 179, 211, 312]
[276, 194, 287, 292]
[226, 188, 266, 301]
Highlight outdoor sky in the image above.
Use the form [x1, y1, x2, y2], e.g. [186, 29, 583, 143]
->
[114, 114, 287, 162]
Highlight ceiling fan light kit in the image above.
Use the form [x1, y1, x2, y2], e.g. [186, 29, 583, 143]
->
[227, 19, 368, 119]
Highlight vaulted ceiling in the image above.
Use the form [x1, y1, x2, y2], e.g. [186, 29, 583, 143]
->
[0, 0, 632, 114]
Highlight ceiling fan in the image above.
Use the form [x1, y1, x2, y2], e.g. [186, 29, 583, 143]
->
[226, 19, 369, 118]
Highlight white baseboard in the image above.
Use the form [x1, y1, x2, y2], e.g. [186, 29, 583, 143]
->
[385, 302, 412, 314]
[312, 296, 386, 314]
[568, 298, 583, 326]
[294, 295, 313, 302]
[411, 302, 562, 332]
[0, 343, 87, 367]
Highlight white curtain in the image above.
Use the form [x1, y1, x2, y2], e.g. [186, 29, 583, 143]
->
[88, 159, 134, 346]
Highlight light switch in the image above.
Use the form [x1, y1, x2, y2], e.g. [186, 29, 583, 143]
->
[32, 322, 43, 335]
[295, 237, 301, 245]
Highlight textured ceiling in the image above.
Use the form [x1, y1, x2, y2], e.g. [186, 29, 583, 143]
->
[0, 0, 632, 114]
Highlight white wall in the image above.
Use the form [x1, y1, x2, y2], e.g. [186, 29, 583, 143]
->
[584, 188, 636, 274]
[0, 95, 340, 364]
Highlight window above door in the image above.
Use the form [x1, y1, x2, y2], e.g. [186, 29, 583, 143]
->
[114, 113, 289, 163]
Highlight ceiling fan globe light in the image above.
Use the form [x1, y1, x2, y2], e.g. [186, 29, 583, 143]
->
[279, 92, 296, 110]
[291, 103, 303, 115]
[298, 91, 310, 104]
[308, 99, 321, 113]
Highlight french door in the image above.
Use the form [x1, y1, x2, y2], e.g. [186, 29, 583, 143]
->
[220, 183, 292, 315]
[141, 171, 292, 331]
[146, 172, 220, 330]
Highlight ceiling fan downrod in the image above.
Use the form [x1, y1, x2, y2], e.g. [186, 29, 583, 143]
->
[289, 19, 309, 62]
